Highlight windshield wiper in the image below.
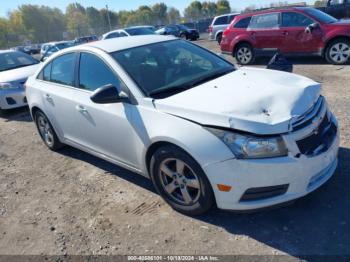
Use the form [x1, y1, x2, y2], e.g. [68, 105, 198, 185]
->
[149, 68, 234, 98]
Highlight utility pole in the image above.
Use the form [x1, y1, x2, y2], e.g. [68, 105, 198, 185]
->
[106, 5, 112, 31]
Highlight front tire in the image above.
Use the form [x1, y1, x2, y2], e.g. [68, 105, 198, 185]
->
[150, 145, 215, 216]
[35, 110, 63, 151]
[325, 39, 350, 65]
[235, 43, 255, 65]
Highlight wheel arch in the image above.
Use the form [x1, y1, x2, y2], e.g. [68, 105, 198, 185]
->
[323, 35, 350, 57]
[233, 40, 253, 56]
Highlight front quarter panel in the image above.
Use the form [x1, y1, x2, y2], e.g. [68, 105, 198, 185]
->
[134, 99, 234, 176]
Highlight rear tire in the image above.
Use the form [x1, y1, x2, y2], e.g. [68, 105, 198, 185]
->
[150, 145, 215, 216]
[235, 43, 255, 65]
[180, 33, 187, 40]
[325, 38, 350, 65]
[216, 33, 223, 44]
[34, 110, 63, 151]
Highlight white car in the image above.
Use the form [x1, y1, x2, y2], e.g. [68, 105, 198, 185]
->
[0, 50, 40, 110]
[26, 36, 339, 215]
[101, 26, 155, 40]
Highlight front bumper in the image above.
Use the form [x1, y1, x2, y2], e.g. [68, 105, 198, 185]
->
[0, 88, 27, 110]
[204, 111, 340, 211]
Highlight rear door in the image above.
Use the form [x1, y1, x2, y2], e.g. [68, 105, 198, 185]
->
[39, 52, 84, 143]
[280, 11, 323, 53]
[248, 12, 283, 54]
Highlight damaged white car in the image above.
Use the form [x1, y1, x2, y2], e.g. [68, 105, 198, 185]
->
[26, 36, 339, 215]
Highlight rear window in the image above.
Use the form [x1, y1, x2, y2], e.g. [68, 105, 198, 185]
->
[234, 17, 252, 28]
[214, 16, 228, 25]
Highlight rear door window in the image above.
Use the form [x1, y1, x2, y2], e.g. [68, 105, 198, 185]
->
[249, 13, 280, 29]
[50, 53, 77, 86]
[214, 16, 228, 25]
[106, 32, 120, 39]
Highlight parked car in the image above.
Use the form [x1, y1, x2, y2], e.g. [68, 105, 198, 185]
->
[221, 7, 350, 65]
[102, 26, 155, 40]
[317, 0, 350, 19]
[0, 50, 40, 111]
[26, 35, 339, 215]
[41, 41, 75, 61]
[155, 24, 200, 40]
[74, 35, 98, 45]
[209, 13, 239, 44]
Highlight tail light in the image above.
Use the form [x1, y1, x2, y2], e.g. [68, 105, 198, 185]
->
[208, 26, 213, 33]
[223, 28, 230, 37]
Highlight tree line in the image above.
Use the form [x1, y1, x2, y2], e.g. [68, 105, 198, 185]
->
[0, 0, 231, 48]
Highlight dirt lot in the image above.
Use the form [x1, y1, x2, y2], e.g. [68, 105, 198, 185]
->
[0, 38, 349, 258]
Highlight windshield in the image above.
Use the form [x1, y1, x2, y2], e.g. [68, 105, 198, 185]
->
[111, 40, 235, 98]
[304, 8, 338, 24]
[125, 28, 155, 35]
[0, 51, 39, 72]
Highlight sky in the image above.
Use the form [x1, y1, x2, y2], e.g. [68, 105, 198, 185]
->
[1, 0, 316, 18]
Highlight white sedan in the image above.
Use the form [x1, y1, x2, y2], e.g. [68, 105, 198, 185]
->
[25, 36, 339, 215]
[0, 50, 40, 110]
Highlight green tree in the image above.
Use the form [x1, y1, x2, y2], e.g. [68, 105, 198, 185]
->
[314, 0, 327, 7]
[66, 3, 89, 37]
[167, 7, 181, 24]
[202, 2, 217, 18]
[152, 3, 168, 25]
[0, 18, 9, 48]
[86, 7, 104, 34]
[216, 0, 231, 15]
[184, 1, 203, 21]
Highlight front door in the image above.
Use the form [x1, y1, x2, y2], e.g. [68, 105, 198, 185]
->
[71, 52, 139, 168]
[280, 12, 323, 54]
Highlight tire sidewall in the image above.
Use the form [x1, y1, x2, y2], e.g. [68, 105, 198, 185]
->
[150, 146, 214, 215]
[326, 39, 350, 65]
[35, 110, 62, 150]
[217, 33, 223, 44]
[235, 44, 255, 65]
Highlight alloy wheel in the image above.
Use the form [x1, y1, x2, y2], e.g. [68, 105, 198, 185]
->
[329, 43, 350, 64]
[237, 47, 253, 64]
[37, 115, 54, 147]
[159, 158, 201, 205]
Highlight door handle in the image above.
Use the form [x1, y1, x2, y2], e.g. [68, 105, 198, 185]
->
[76, 105, 88, 113]
[282, 31, 289, 36]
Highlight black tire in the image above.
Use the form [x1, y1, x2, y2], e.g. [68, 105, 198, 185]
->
[150, 145, 215, 216]
[180, 33, 187, 40]
[34, 110, 63, 151]
[325, 38, 350, 65]
[235, 43, 255, 65]
[216, 33, 223, 44]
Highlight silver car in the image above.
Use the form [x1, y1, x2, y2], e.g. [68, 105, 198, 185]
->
[0, 50, 40, 111]
[209, 13, 239, 43]
[26, 36, 339, 215]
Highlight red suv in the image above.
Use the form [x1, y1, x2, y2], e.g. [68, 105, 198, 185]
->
[220, 7, 350, 65]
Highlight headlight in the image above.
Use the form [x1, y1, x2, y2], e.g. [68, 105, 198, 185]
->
[0, 82, 16, 90]
[206, 127, 288, 159]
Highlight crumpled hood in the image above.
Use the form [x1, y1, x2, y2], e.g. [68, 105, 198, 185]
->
[154, 67, 321, 135]
[0, 64, 40, 83]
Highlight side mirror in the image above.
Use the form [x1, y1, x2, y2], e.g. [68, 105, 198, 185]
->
[305, 23, 320, 34]
[90, 84, 129, 104]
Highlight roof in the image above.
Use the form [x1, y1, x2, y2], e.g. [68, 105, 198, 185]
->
[214, 12, 240, 18]
[238, 6, 311, 18]
[81, 35, 176, 53]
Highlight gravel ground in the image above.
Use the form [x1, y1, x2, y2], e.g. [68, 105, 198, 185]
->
[0, 38, 349, 258]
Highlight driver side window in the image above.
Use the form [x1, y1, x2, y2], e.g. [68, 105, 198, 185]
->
[78, 52, 125, 92]
[281, 12, 314, 27]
